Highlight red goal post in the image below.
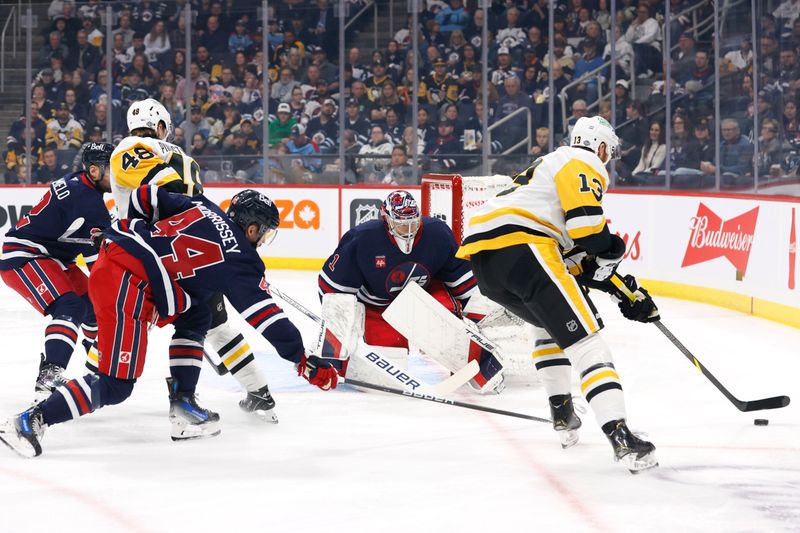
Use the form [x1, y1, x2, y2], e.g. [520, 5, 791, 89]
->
[420, 174, 513, 244]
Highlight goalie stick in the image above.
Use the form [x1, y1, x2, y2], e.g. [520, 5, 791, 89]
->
[342, 377, 551, 424]
[267, 284, 478, 395]
[611, 275, 791, 412]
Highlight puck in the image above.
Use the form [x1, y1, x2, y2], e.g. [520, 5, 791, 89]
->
[754, 419, 769, 426]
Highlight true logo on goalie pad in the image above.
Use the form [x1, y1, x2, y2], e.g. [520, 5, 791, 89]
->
[364, 352, 421, 390]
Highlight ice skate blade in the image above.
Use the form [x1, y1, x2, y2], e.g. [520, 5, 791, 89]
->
[170, 421, 221, 441]
[558, 429, 579, 449]
[250, 408, 279, 424]
[616, 451, 658, 473]
[0, 422, 41, 458]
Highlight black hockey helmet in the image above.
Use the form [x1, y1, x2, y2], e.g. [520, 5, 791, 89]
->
[227, 189, 280, 246]
[82, 142, 114, 170]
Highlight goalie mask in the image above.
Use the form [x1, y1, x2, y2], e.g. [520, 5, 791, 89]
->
[381, 190, 421, 254]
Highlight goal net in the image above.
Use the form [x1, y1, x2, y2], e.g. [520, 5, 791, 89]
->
[421, 173, 539, 383]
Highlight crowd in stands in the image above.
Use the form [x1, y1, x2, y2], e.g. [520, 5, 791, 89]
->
[4, 0, 800, 189]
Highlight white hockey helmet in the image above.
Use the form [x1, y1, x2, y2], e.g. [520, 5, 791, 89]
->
[570, 116, 620, 163]
[127, 98, 173, 141]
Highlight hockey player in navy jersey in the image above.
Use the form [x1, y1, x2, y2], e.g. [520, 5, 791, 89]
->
[0, 187, 339, 457]
[0, 142, 113, 401]
[318, 190, 502, 390]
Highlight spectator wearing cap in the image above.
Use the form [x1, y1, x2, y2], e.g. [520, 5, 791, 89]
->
[672, 32, 696, 80]
[37, 147, 71, 183]
[304, 0, 336, 50]
[419, 58, 460, 110]
[491, 47, 521, 88]
[124, 32, 147, 70]
[179, 105, 212, 147]
[237, 116, 262, 152]
[365, 60, 395, 103]
[603, 25, 633, 79]
[40, 31, 70, 69]
[69, 29, 100, 75]
[80, 15, 103, 49]
[229, 19, 253, 54]
[436, 0, 469, 34]
[572, 38, 604, 104]
[613, 80, 631, 124]
[112, 11, 135, 48]
[692, 118, 714, 168]
[223, 130, 261, 183]
[344, 98, 371, 145]
[218, 102, 242, 143]
[287, 123, 322, 173]
[271, 68, 300, 104]
[307, 98, 339, 154]
[426, 117, 474, 172]
[36, 68, 60, 103]
[310, 47, 338, 88]
[268, 102, 298, 147]
[176, 63, 210, 104]
[45, 102, 84, 156]
[195, 46, 222, 79]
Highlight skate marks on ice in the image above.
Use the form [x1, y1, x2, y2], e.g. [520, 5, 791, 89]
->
[652, 464, 800, 531]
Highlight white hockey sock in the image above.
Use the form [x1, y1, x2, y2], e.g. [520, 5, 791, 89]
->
[564, 334, 627, 427]
[206, 323, 268, 392]
[531, 328, 572, 397]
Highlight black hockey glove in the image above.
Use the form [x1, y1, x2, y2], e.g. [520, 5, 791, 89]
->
[582, 234, 626, 282]
[612, 275, 660, 323]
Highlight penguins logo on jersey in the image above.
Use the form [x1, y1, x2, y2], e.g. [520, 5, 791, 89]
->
[386, 262, 431, 294]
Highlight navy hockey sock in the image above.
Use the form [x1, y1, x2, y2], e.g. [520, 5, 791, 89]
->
[40, 373, 135, 426]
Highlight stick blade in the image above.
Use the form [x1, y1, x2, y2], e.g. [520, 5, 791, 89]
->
[740, 395, 791, 412]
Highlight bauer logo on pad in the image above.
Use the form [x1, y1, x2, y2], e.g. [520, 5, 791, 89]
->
[682, 203, 759, 275]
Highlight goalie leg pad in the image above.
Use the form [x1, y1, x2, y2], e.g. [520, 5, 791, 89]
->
[563, 333, 626, 427]
[315, 293, 365, 361]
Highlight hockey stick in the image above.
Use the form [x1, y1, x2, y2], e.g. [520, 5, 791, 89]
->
[611, 275, 791, 412]
[343, 377, 551, 424]
[268, 285, 477, 395]
[203, 349, 229, 376]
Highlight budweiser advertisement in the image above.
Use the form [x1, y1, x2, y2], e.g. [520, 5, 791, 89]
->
[681, 203, 758, 276]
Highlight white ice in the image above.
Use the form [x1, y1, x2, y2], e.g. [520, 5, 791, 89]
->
[0, 270, 797, 533]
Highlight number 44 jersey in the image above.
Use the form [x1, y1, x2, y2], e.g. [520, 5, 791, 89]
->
[110, 135, 203, 219]
[457, 145, 611, 259]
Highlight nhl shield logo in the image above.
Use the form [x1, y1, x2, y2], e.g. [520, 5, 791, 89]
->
[375, 255, 386, 268]
[350, 199, 383, 227]
[566, 320, 578, 332]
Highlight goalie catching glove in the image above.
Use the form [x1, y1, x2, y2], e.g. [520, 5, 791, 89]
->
[611, 275, 660, 323]
[297, 354, 339, 390]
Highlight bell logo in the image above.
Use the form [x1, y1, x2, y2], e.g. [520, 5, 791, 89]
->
[681, 203, 759, 275]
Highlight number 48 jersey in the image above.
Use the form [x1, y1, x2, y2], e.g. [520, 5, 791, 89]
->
[110, 136, 203, 219]
[457, 145, 611, 259]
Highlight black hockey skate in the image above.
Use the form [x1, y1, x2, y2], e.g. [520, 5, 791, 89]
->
[602, 419, 658, 473]
[166, 378, 221, 441]
[239, 384, 278, 423]
[549, 394, 582, 448]
[34, 362, 69, 402]
[0, 406, 46, 458]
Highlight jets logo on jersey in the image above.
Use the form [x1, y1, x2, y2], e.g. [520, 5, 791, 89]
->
[375, 256, 386, 268]
[385, 262, 431, 294]
[259, 277, 271, 293]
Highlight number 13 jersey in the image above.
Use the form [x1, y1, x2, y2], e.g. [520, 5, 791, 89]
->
[110, 136, 203, 219]
[457, 145, 610, 259]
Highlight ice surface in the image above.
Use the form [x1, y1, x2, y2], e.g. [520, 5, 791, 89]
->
[0, 270, 797, 533]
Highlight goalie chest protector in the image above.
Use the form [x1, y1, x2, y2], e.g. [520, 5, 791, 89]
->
[319, 217, 477, 308]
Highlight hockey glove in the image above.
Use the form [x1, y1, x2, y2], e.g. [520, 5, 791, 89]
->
[612, 275, 660, 323]
[297, 354, 339, 391]
[583, 234, 626, 282]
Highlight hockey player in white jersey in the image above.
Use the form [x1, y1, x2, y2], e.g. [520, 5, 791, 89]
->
[457, 116, 660, 472]
[109, 98, 279, 422]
